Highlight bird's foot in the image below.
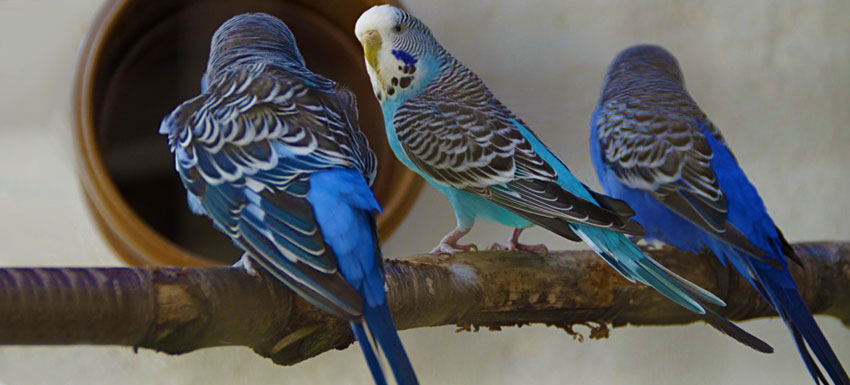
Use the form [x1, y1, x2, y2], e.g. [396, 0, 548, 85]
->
[430, 241, 478, 256]
[488, 228, 549, 255]
[488, 241, 548, 256]
[645, 240, 666, 251]
[233, 254, 259, 277]
[430, 226, 476, 256]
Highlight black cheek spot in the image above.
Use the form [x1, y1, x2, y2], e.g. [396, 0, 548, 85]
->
[410, 66, 417, 73]
[377, 91, 383, 101]
[391, 77, 398, 86]
[387, 87, 395, 96]
[398, 65, 403, 71]
[399, 76, 412, 88]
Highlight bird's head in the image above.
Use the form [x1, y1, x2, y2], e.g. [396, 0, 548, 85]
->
[604, 44, 685, 88]
[203, 13, 306, 90]
[355, 5, 443, 104]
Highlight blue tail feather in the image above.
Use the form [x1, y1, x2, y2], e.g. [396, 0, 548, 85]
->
[308, 168, 418, 385]
[573, 225, 774, 353]
[351, 322, 388, 385]
[753, 264, 849, 385]
[573, 225, 706, 314]
[709, 232, 847, 382]
[364, 303, 419, 385]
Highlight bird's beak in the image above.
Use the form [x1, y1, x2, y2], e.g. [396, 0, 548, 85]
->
[360, 30, 382, 72]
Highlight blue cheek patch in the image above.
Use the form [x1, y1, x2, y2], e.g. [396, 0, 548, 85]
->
[391, 49, 417, 66]
[387, 49, 417, 96]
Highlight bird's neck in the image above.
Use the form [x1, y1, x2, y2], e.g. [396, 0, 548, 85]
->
[204, 50, 334, 92]
[377, 54, 447, 116]
[600, 66, 685, 105]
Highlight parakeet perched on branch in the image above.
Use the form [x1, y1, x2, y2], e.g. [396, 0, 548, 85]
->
[160, 13, 418, 385]
[354, 5, 771, 354]
[590, 44, 848, 385]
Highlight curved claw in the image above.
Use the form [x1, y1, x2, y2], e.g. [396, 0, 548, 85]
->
[488, 240, 548, 256]
[517, 243, 548, 256]
[490, 228, 549, 256]
[233, 254, 260, 277]
[430, 242, 478, 256]
[430, 244, 455, 256]
[430, 226, 477, 256]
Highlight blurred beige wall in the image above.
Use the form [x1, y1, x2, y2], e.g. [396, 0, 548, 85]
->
[0, 0, 848, 384]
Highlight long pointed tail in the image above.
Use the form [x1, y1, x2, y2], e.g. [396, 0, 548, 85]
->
[574, 225, 773, 353]
[363, 303, 419, 385]
[351, 322, 388, 385]
[754, 265, 849, 385]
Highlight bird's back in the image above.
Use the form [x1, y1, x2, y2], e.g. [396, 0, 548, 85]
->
[161, 62, 378, 320]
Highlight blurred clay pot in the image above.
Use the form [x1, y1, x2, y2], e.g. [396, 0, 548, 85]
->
[72, 0, 422, 266]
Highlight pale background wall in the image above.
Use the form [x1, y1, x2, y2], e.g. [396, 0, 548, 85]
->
[0, 0, 848, 384]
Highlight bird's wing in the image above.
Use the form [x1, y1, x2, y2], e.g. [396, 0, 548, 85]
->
[392, 88, 642, 236]
[594, 95, 767, 258]
[161, 63, 377, 319]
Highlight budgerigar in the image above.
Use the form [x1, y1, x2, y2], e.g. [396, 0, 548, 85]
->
[354, 5, 771, 353]
[590, 44, 848, 384]
[160, 13, 418, 385]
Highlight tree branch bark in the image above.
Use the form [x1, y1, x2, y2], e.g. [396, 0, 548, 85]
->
[0, 242, 848, 366]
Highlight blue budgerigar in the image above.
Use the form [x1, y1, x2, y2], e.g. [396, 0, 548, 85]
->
[354, 5, 771, 353]
[590, 44, 848, 384]
[160, 13, 418, 385]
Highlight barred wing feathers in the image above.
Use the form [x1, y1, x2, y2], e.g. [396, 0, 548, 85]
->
[594, 90, 767, 259]
[161, 63, 377, 319]
[393, 62, 642, 237]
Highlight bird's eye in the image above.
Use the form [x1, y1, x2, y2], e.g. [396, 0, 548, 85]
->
[393, 25, 402, 33]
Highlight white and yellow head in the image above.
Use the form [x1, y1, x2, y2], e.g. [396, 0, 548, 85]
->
[355, 5, 443, 104]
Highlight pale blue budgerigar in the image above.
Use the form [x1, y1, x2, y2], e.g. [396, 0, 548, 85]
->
[590, 44, 848, 385]
[354, 5, 772, 354]
[159, 13, 418, 385]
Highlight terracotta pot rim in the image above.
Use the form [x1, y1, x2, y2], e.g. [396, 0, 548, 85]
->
[72, 0, 423, 267]
[73, 0, 212, 266]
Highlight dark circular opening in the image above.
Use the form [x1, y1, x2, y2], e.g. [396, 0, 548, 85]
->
[92, 0, 389, 264]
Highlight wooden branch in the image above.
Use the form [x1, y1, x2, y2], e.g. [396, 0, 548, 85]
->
[0, 242, 848, 366]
